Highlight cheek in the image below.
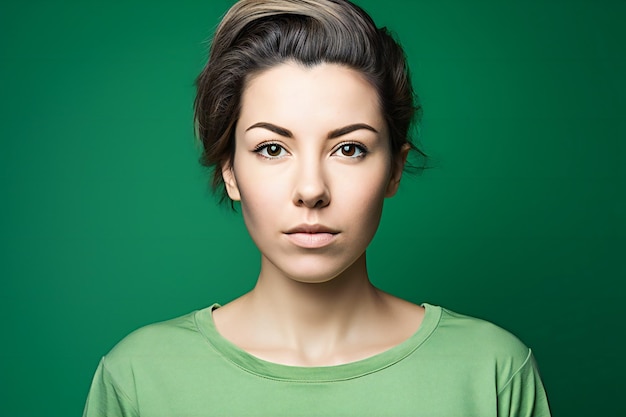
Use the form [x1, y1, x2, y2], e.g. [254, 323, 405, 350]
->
[236, 171, 286, 226]
[336, 168, 389, 218]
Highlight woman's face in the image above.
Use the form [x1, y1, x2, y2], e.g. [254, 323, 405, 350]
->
[223, 62, 406, 283]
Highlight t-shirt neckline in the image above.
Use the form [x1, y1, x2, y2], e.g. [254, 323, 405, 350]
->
[194, 303, 441, 382]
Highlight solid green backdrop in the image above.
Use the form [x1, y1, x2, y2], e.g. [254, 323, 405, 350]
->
[1, 0, 624, 416]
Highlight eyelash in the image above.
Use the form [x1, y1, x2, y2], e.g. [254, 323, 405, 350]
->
[333, 142, 368, 158]
[253, 142, 368, 159]
[253, 142, 289, 159]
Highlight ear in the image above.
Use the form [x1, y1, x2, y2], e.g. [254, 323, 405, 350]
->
[385, 144, 410, 197]
[221, 162, 241, 201]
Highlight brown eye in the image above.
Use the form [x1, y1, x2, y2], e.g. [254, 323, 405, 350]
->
[267, 144, 282, 157]
[334, 143, 366, 158]
[341, 144, 356, 156]
[255, 143, 287, 159]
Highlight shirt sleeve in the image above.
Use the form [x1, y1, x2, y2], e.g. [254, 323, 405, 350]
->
[497, 349, 551, 417]
[83, 357, 139, 417]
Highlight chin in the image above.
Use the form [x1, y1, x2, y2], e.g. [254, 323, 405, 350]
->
[260, 248, 367, 285]
[279, 257, 361, 285]
[286, 273, 344, 285]
[290, 276, 337, 285]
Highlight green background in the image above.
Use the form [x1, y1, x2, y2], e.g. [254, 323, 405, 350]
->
[1, 0, 624, 415]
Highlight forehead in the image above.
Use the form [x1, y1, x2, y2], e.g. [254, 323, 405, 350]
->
[237, 62, 385, 136]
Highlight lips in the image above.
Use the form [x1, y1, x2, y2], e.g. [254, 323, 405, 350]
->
[284, 224, 339, 234]
[284, 224, 339, 248]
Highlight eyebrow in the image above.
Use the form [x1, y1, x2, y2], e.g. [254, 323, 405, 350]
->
[246, 122, 293, 138]
[245, 122, 378, 139]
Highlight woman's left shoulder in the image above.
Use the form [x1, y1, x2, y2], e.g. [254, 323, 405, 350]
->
[426, 304, 532, 361]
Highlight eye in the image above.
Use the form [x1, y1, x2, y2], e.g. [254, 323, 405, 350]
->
[254, 143, 288, 159]
[333, 143, 367, 158]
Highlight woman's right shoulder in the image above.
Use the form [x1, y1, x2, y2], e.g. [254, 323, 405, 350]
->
[104, 304, 217, 364]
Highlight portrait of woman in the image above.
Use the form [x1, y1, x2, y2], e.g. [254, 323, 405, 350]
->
[1, 0, 623, 416]
[79, 1, 551, 415]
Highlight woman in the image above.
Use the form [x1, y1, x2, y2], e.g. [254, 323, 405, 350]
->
[84, 1, 551, 415]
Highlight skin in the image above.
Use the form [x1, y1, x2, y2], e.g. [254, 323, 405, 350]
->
[214, 62, 424, 367]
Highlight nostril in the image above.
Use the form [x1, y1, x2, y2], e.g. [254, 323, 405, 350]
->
[296, 196, 329, 209]
[293, 175, 331, 208]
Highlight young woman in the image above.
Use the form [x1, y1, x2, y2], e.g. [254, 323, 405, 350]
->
[84, 1, 551, 415]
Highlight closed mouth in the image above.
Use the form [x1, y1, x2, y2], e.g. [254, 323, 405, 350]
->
[284, 224, 339, 234]
[283, 224, 339, 248]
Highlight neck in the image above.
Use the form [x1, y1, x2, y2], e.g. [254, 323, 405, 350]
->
[246, 252, 385, 357]
[213, 251, 425, 367]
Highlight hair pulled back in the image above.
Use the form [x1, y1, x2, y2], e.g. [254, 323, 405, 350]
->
[194, 0, 423, 203]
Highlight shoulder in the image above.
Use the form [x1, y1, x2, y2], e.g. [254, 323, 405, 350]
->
[102, 306, 216, 371]
[84, 306, 220, 416]
[425, 304, 533, 378]
[431, 305, 530, 355]
[422, 305, 552, 415]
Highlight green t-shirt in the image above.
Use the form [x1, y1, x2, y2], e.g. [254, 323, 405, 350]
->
[83, 304, 551, 416]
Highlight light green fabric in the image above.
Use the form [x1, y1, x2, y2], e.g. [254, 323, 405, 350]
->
[83, 304, 551, 416]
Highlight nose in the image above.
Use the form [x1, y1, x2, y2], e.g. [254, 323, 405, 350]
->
[292, 159, 330, 209]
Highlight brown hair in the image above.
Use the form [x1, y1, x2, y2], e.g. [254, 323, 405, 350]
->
[194, 0, 424, 204]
